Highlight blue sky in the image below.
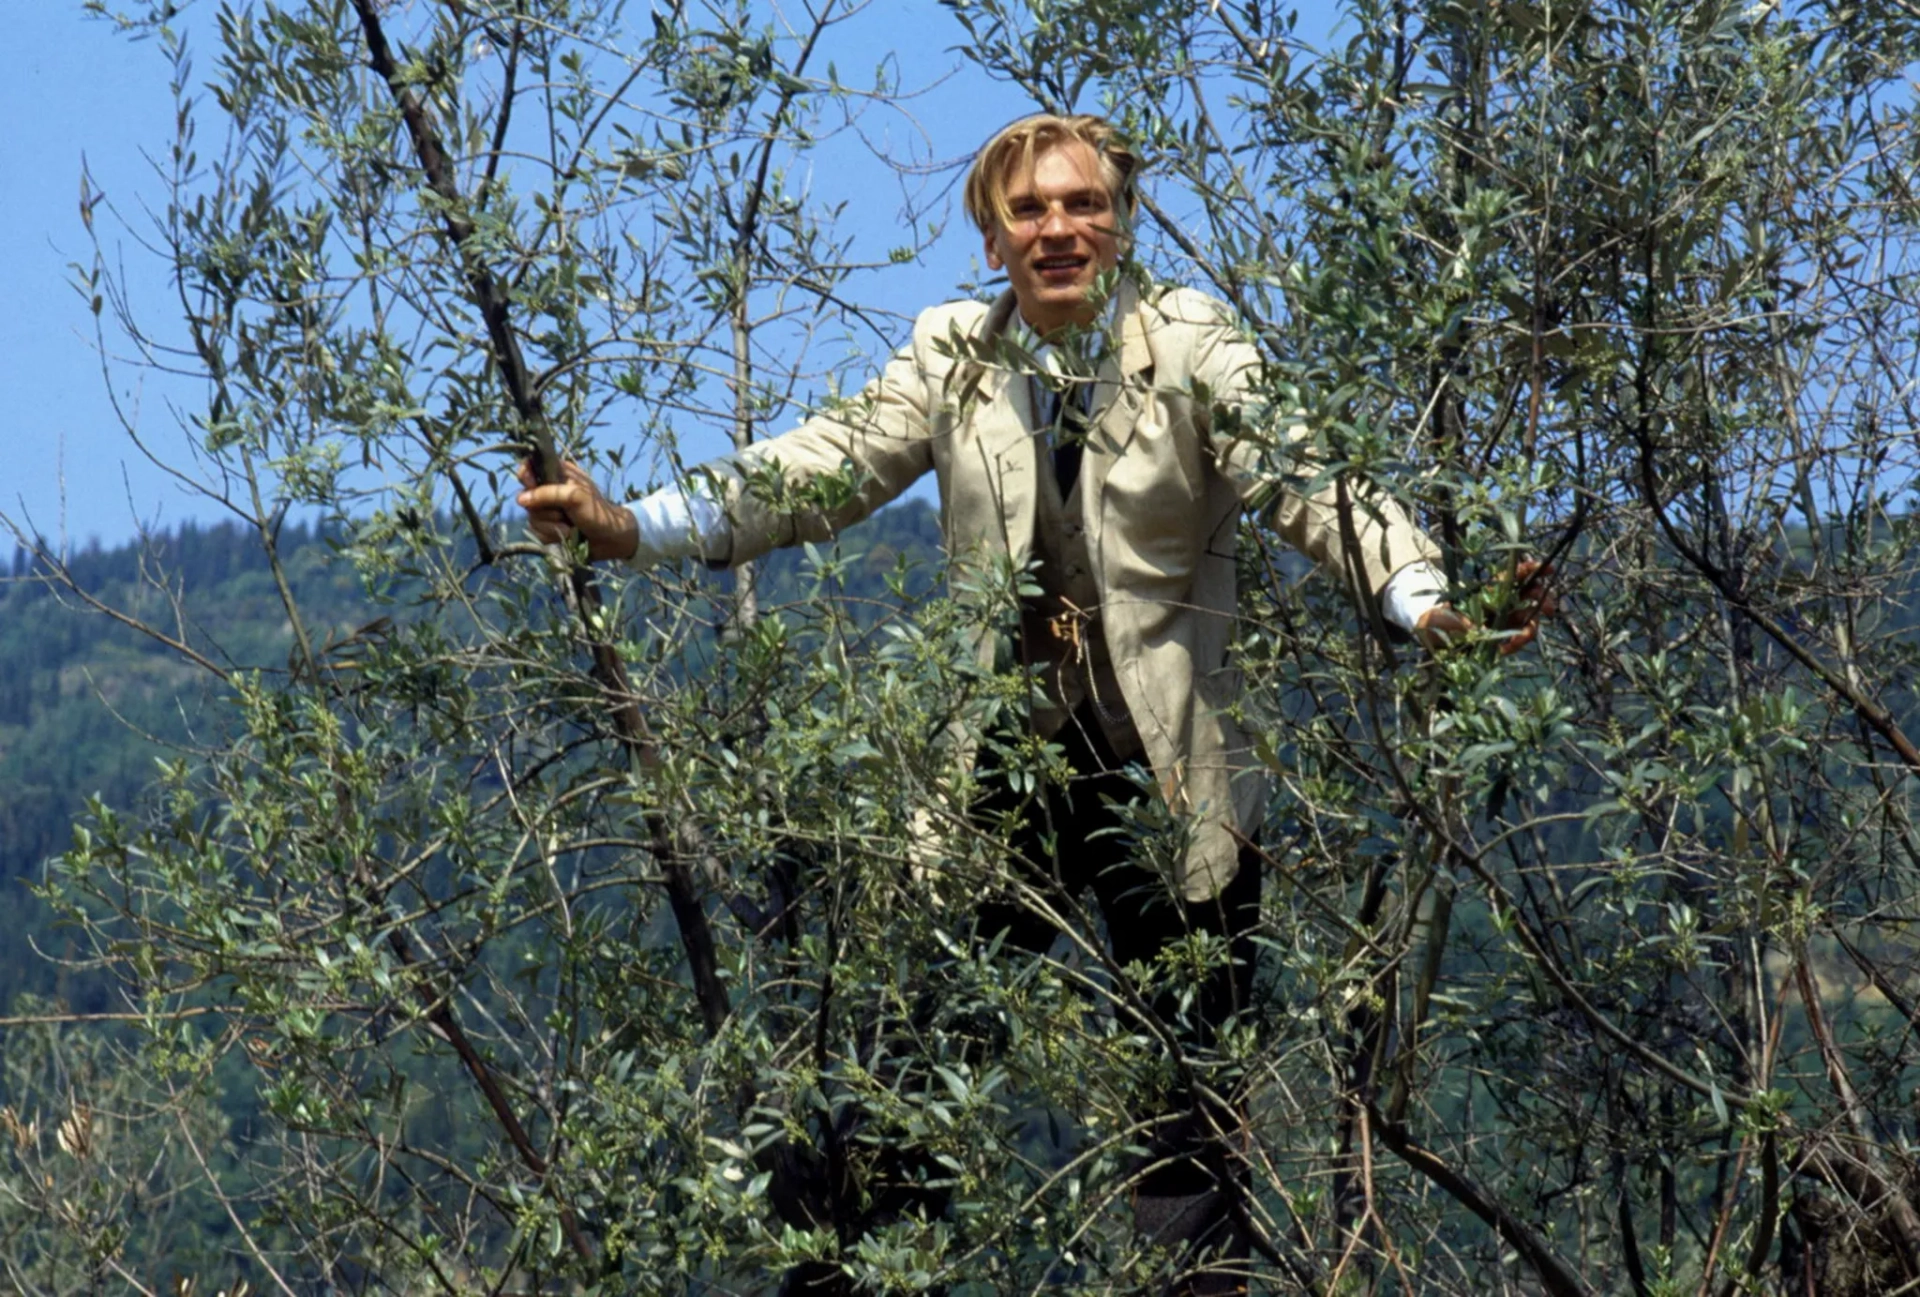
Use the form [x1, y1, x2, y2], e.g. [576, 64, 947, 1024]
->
[6, 9, 185, 553]
[3, 2, 1346, 553]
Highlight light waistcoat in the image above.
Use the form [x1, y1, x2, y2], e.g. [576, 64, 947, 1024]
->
[1020, 415, 1142, 760]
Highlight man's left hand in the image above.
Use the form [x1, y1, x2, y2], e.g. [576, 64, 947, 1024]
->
[1415, 559, 1556, 655]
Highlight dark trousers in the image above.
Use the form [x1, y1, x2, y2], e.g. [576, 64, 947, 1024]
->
[780, 707, 1261, 1296]
[970, 706, 1262, 1294]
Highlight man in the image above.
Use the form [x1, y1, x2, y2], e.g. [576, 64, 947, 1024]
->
[520, 113, 1519, 1292]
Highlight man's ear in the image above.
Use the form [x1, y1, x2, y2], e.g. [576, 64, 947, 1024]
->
[983, 228, 1005, 272]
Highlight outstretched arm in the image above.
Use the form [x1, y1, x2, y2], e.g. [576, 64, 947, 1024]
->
[1171, 290, 1552, 653]
[1172, 290, 1445, 622]
[514, 305, 966, 569]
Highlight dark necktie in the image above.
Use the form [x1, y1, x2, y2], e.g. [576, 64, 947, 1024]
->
[1048, 386, 1089, 496]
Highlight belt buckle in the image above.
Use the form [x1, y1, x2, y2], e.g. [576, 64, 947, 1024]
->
[1048, 597, 1089, 661]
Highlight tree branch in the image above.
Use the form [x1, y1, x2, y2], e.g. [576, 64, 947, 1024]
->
[347, 0, 730, 1041]
[1371, 1108, 1594, 1297]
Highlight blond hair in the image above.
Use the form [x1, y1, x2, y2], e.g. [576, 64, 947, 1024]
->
[963, 113, 1142, 236]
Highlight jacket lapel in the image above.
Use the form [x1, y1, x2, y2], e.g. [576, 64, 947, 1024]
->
[960, 281, 1152, 559]
[961, 292, 1039, 557]
[1082, 276, 1152, 535]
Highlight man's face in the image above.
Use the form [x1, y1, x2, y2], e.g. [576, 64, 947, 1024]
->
[983, 139, 1125, 337]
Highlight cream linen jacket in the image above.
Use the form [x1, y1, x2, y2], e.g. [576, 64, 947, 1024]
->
[716, 278, 1439, 901]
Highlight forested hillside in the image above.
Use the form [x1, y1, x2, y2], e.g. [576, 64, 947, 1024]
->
[0, 504, 943, 1010]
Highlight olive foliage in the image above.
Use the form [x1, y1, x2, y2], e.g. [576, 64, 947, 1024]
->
[8, 0, 1920, 1293]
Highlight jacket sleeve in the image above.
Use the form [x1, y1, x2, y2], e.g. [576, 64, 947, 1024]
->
[711, 307, 966, 566]
[1165, 289, 1441, 601]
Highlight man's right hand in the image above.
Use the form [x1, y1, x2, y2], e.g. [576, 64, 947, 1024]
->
[515, 459, 640, 563]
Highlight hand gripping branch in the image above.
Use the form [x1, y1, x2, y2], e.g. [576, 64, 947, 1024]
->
[349, 0, 734, 1265]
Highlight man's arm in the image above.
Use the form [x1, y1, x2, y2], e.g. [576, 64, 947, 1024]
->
[515, 304, 973, 567]
[717, 335, 938, 564]
[1164, 288, 1551, 652]
[1165, 290, 1443, 616]
[1382, 562, 1451, 635]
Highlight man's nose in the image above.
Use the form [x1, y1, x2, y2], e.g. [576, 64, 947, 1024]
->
[1037, 203, 1074, 238]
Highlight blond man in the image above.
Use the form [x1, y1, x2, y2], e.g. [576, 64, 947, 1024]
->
[521, 113, 1511, 1294]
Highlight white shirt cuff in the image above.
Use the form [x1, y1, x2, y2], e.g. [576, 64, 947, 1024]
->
[625, 485, 731, 568]
[1381, 561, 1448, 633]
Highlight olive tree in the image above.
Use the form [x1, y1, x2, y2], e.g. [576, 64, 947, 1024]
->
[17, 0, 1920, 1292]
